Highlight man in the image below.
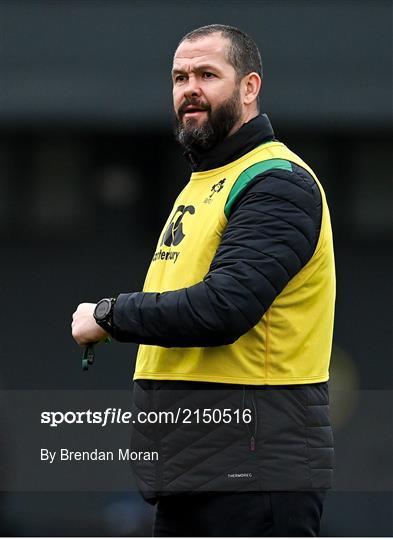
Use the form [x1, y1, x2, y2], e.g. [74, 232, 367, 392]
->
[72, 24, 335, 537]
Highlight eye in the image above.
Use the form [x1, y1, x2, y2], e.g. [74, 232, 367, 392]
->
[203, 72, 216, 79]
[174, 74, 186, 83]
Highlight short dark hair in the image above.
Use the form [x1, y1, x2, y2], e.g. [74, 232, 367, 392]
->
[178, 24, 263, 81]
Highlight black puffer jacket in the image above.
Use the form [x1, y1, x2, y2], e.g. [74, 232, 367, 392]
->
[109, 115, 334, 503]
[131, 380, 332, 504]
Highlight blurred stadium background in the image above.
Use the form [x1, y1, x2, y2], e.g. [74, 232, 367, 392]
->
[0, 0, 392, 536]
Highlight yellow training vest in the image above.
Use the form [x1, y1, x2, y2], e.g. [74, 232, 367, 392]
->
[134, 141, 336, 385]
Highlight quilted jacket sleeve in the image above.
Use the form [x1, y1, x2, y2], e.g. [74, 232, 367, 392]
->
[111, 166, 322, 346]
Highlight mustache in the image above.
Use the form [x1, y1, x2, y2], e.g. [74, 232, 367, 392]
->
[178, 99, 211, 116]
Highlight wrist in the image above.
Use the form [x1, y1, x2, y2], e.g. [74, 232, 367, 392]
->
[93, 297, 117, 334]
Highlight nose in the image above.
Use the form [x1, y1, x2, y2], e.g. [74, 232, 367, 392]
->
[183, 75, 202, 99]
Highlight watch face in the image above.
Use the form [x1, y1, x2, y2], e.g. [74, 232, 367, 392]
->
[95, 299, 111, 320]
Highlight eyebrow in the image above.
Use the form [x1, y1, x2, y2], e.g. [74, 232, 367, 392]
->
[171, 64, 221, 76]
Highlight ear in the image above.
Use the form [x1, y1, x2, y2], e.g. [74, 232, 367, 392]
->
[242, 72, 262, 106]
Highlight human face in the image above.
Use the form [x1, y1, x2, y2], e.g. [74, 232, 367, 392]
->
[172, 34, 244, 151]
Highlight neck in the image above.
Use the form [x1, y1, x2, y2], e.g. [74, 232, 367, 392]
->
[228, 108, 259, 137]
[184, 113, 275, 172]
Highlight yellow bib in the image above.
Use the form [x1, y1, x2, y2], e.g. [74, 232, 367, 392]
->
[134, 141, 335, 385]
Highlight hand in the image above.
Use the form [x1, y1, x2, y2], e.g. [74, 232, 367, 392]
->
[71, 303, 109, 347]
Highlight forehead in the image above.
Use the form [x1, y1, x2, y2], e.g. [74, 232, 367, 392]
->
[172, 34, 232, 70]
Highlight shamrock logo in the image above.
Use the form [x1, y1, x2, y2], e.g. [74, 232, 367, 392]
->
[209, 178, 226, 199]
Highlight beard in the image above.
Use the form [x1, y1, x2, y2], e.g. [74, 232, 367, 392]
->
[173, 86, 242, 152]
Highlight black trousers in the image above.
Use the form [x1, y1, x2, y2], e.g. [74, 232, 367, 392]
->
[153, 491, 326, 537]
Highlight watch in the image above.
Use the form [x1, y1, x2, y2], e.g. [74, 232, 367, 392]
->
[93, 297, 116, 333]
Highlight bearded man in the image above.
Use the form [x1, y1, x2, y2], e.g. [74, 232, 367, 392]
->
[72, 24, 335, 537]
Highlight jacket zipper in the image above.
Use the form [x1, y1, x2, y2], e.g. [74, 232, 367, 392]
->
[152, 384, 163, 494]
[243, 386, 258, 452]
